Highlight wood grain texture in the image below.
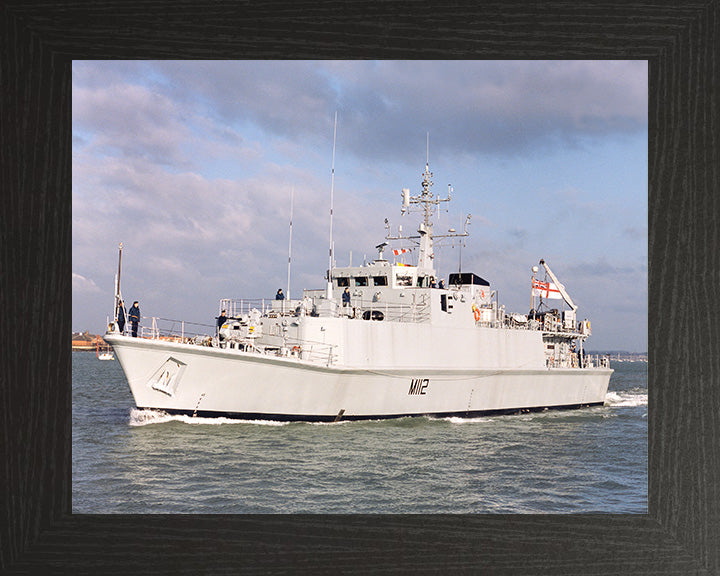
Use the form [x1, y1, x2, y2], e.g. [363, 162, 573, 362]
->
[1, 1, 718, 574]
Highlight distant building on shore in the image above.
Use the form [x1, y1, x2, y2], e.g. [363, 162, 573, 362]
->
[72, 331, 108, 351]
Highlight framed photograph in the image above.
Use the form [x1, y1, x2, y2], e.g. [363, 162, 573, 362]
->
[2, 2, 717, 574]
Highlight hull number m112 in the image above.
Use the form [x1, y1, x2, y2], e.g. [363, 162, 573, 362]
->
[409, 378, 429, 395]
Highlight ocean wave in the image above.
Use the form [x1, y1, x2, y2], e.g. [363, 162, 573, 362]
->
[605, 391, 648, 407]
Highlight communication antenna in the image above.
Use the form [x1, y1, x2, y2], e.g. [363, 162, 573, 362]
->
[286, 185, 294, 302]
[327, 111, 338, 299]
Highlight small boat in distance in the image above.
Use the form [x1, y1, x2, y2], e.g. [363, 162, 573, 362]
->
[96, 337, 114, 361]
[104, 159, 612, 422]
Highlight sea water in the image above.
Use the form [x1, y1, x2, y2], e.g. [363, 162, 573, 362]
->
[72, 352, 647, 513]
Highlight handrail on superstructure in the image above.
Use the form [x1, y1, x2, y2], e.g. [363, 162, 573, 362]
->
[347, 295, 431, 323]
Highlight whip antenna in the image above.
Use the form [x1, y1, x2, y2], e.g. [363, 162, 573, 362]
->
[286, 185, 294, 303]
[327, 111, 337, 299]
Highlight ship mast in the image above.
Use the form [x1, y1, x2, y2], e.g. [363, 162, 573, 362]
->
[388, 147, 470, 271]
[114, 242, 123, 321]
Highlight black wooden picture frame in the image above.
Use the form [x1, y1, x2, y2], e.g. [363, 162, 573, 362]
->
[1, 2, 717, 574]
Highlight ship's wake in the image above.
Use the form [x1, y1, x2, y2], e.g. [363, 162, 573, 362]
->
[604, 390, 647, 407]
[128, 408, 289, 427]
[127, 391, 646, 427]
[438, 416, 492, 424]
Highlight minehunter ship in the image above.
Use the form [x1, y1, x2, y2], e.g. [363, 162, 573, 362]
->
[104, 162, 612, 422]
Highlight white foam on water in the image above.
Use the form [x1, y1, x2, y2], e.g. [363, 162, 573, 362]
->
[311, 420, 350, 426]
[438, 416, 492, 424]
[128, 408, 289, 427]
[605, 391, 648, 407]
[128, 408, 174, 426]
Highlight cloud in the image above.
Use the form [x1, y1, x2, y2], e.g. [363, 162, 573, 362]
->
[623, 226, 648, 241]
[323, 60, 648, 162]
[153, 60, 337, 141]
[74, 61, 647, 166]
[72, 142, 341, 312]
[73, 82, 193, 166]
[567, 258, 646, 278]
[72, 273, 101, 293]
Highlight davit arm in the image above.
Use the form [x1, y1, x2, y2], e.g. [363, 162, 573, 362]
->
[539, 259, 577, 311]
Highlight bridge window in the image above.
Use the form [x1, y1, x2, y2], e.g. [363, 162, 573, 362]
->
[373, 276, 388, 286]
[396, 275, 413, 287]
[336, 277, 349, 287]
[354, 276, 368, 286]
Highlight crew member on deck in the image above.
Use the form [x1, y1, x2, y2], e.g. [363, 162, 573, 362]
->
[342, 287, 351, 307]
[275, 289, 285, 300]
[117, 300, 126, 334]
[217, 309, 227, 336]
[128, 301, 140, 338]
[438, 279, 445, 289]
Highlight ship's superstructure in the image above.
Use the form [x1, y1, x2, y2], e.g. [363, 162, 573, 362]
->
[104, 161, 611, 421]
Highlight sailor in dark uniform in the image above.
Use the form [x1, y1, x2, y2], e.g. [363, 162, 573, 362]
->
[128, 301, 140, 338]
[117, 300, 126, 333]
[218, 310, 227, 330]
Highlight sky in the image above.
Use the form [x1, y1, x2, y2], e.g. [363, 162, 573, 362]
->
[72, 60, 648, 352]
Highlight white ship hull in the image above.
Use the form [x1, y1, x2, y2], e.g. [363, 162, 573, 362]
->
[105, 333, 611, 421]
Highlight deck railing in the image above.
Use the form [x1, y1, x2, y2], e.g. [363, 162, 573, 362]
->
[218, 295, 433, 324]
[124, 315, 340, 366]
[128, 317, 215, 342]
[547, 352, 610, 369]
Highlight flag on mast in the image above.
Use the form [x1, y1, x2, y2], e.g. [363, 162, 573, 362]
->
[392, 248, 411, 256]
[532, 278, 562, 300]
